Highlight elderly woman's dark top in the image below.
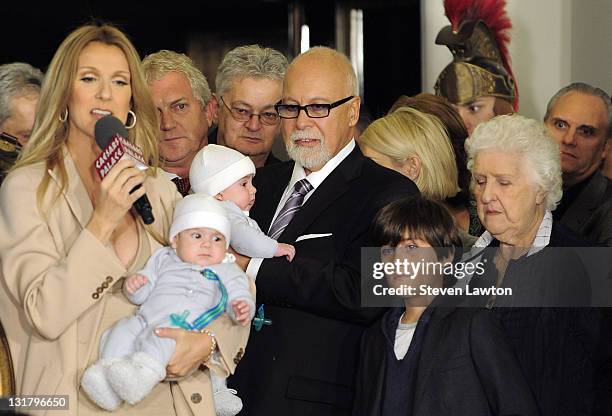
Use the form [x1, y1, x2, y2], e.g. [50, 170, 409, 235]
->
[469, 221, 607, 416]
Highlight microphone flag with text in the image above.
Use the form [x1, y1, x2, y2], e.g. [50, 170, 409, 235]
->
[94, 115, 155, 224]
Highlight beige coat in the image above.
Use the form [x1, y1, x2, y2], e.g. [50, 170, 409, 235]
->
[0, 151, 251, 415]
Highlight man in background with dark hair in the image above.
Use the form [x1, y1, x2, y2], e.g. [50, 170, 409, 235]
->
[544, 82, 612, 246]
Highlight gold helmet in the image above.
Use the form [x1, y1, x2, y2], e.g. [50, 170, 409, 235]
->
[434, 0, 518, 110]
[0, 132, 22, 184]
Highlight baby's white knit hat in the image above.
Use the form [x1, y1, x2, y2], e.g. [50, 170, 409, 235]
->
[189, 144, 256, 196]
[169, 194, 231, 247]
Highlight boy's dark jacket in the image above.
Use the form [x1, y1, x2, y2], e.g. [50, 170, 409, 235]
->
[354, 304, 540, 416]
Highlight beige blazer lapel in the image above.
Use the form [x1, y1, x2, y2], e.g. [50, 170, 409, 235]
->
[48, 151, 94, 229]
[49, 152, 113, 369]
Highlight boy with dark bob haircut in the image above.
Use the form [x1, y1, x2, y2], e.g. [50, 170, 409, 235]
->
[354, 195, 539, 415]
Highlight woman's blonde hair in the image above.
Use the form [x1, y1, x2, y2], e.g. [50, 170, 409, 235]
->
[13, 23, 159, 206]
[360, 106, 459, 201]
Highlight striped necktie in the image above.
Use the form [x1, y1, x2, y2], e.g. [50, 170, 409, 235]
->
[256, 179, 313, 332]
[171, 176, 191, 197]
[268, 179, 313, 240]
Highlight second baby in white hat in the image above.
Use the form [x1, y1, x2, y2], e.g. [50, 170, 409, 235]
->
[190, 144, 295, 261]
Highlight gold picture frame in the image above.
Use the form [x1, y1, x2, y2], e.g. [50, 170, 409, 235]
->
[0, 321, 15, 396]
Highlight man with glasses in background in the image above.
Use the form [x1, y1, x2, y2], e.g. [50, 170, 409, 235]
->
[230, 46, 417, 415]
[214, 45, 287, 168]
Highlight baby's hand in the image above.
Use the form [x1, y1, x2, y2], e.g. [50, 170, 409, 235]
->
[275, 243, 296, 261]
[124, 273, 148, 295]
[231, 300, 252, 326]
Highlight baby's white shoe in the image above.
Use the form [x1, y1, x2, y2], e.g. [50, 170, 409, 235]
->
[81, 358, 123, 411]
[211, 375, 243, 416]
[213, 387, 243, 416]
[107, 352, 166, 405]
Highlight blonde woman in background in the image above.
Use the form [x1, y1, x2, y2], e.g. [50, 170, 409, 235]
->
[390, 93, 483, 236]
[0, 23, 248, 415]
[359, 106, 476, 248]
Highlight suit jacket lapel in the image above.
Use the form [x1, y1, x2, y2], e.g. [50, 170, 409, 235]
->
[252, 162, 294, 232]
[279, 147, 363, 243]
[48, 150, 93, 229]
[562, 172, 607, 230]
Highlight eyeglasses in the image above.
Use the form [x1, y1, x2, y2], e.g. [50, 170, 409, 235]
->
[275, 96, 355, 119]
[219, 96, 280, 126]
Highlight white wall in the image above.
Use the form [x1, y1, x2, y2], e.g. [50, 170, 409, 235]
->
[421, 0, 610, 121]
[571, 0, 612, 93]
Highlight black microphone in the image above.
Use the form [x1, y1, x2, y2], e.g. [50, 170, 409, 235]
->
[94, 115, 155, 225]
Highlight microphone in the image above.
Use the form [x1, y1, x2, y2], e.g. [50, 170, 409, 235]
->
[93, 115, 155, 225]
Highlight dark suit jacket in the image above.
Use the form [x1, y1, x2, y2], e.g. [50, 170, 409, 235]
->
[230, 145, 418, 415]
[263, 151, 282, 166]
[560, 171, 612, 246]
[354, 306, 540, 416]
[207, 125, 283, 166]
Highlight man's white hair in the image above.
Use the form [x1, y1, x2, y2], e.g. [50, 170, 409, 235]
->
[215, 44, 287, 97]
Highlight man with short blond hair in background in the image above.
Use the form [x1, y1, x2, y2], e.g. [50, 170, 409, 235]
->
[143, 50, 214, 196]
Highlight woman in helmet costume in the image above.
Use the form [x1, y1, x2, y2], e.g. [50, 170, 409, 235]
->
[434, 0, 518, 135]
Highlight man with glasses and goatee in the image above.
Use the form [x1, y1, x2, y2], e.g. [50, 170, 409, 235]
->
[229, 46, 418, 415]
[213, 45, 288, 168]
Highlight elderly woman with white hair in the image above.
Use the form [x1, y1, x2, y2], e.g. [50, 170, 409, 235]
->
[467, 113, 562, 244]
[463, 114, 599, 416]
[467, 114, 561, 244]
[465, 114, 590, 301]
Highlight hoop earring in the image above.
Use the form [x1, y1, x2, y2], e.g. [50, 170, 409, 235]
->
[125, 110, 136, 129]
[59, 108, 68, 123]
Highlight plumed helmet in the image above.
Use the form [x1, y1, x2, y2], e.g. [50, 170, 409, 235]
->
[434, 0, 518, 111]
